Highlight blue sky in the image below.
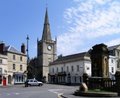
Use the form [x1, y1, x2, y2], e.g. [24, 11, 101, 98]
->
[0, 0, 120, 58]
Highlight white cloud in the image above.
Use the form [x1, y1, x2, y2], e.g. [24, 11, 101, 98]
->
[106, 38, 120, 47]
[57, 0, 120, 56]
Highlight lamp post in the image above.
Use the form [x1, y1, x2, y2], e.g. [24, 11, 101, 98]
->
[26, 35, 29, 66]
[26, 35, 29, 79]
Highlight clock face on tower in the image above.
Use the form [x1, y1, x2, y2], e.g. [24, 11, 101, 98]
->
[47, 45, 52, 50]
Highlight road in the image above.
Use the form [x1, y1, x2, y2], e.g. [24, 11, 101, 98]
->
[0, 84, 78, 98]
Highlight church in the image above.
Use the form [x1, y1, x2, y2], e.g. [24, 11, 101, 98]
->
[37, 8, 57, 82]
[36, 8, 120, 84]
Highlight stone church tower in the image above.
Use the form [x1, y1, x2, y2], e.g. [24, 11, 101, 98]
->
[37, 8, 57, 82]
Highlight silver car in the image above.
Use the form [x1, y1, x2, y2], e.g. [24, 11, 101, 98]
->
[25, 79, 43, 87]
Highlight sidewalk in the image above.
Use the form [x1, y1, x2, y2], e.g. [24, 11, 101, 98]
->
[61, 90, 118, 98]
[60, 88, 84, 98]
[61, 92, 83, 98]
[0, 84, 25, 88]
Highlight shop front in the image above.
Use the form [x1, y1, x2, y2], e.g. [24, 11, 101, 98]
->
[13, 72, 25, 84]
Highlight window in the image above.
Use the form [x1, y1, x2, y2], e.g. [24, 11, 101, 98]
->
[87, 67, 90, 70]
[61, 67, 63, 72]
[117, 51, 119, 56]
[0, 75, 2, 84]
[67, 66, 69, 72]
[20, 65, 22, 71]
[77, 65, 79, 71]
[13, 55, 16, 60]
[0, 59, 2, 64]
[56, 67, 58, 72]
[20, 56, 22, 61]
[52, 68, 54, 73]
[71, 66, 74, 72]
[111, 59, 113, 63]
[75, 77, 76, 83]
[13, 64, 15, 70]
[111, 67, 114, 73]
[117, 60, 119, 68]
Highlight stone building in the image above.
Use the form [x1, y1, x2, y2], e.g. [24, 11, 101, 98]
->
[49, 52, 91, 84]
[108, 44, 120, 70]
[48, 44, 120, 84]
[0, 53, 8, 86]
[37, 8, 57, 82]
[109, 55, 117, 79]
[0, 42, 27, 85]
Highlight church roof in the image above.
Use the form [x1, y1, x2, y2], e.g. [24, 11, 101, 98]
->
[50, 52, 90, 65]
[42, 8, 52, 41]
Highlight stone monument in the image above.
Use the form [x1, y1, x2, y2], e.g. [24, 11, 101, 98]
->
[90, 43, 109, 78]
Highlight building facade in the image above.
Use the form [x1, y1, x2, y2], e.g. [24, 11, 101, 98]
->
[0, 54, 8, 86]
[0, 42, 27, 85]
[49, 44, 120, 84]
[108, 44, 120, 70]
[109, 55, 117, 80]
[49, 52, 91, 84]
[37, 8, 57, 82]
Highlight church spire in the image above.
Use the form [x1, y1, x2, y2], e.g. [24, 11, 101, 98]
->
[42, 8, 52, 41]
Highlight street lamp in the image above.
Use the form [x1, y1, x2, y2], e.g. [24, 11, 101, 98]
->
[26, 35, 29, 66]
[26, 35, 30, 79]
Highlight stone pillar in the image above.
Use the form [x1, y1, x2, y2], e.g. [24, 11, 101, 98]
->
[115, 70, 120, 96]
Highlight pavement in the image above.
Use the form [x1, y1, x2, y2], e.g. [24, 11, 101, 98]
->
[61, 90, 119, 98]
[60, 88, 82, 98]
[61, 92, 82, 98]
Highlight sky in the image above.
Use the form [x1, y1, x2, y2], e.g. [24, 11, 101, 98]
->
[0, 0, 120, 58]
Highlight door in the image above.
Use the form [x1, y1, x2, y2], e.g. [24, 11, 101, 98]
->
[3, 77, 6, 86]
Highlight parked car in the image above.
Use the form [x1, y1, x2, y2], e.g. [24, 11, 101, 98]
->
[25, 79, 43, 87]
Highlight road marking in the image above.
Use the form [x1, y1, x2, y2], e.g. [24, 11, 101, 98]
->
[15, 93, 20, 95]
[48, 89, 63, 94]
[48, 89, 64, 98]
[57, 93, 63, 98]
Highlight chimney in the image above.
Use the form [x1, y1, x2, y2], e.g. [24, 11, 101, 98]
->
[21, 43, 26, 54]
[0, 42, 5, 54]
